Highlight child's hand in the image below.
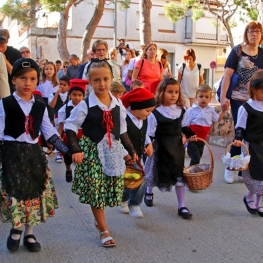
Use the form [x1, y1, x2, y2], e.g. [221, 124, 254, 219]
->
[72, 152, 84, 164]
[124, 154, 132, 164]
[188, 135, 197, 142]
[56, 88, 62, 95]
[144, 143, 153, 157]
[233, 140, 242, 147]
[131, 153, 138, 163]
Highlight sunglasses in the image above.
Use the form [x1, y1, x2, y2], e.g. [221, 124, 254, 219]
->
[21, 50, 30, 55]
[63, 65, 69, 68]
[161, 56, 167, 59]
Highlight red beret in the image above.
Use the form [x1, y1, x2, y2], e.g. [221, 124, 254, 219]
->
[121, 88, 156, 110]
[32, 90, 42, 96]
[69, 79, 89, 95]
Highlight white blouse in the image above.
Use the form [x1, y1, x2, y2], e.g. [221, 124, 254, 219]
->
[236, 99, 263, 129]
[0, 92, 56, 143]
[147, 104, 185, 137]
[37, 80, 58, 98]
[65, 91, 127, 136]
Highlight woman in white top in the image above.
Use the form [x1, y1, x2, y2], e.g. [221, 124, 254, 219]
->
[177, 48, 204, 108]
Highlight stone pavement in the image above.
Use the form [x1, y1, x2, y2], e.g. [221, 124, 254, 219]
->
[1, 145, 262, 263]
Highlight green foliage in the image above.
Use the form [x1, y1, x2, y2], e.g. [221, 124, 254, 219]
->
[163, 2, 186, 23]
[1, 0, 41, 26]
[192, 9, 204, 21]
[118, 0, 131, 10]
[39, 0, 69, 12]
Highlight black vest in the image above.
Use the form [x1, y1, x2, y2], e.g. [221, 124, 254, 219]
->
[65, 104, 74, 119]
[53, 93, 69, 115]
[81, 98, 120, 143]
[243, 103, 263, 143]
[126, 115, 147, 157]
[2, 95, 46, 140]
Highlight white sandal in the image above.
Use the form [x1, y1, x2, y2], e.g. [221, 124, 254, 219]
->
[100, 231, 116, 247]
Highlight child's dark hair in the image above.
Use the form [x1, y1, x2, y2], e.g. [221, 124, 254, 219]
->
[196, 84, 212, 96]
[249, 71, 263, 99]
[110, 81, 126, 94]
[42, 61, 58, 87]
[155, 78, 184, 107]
[131, 80, 144, 89]
[60, 75, 70, 85]
[87, 59, 113, 80]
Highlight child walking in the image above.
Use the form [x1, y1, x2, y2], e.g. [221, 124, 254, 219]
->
[233, 71, 263, 216]
[49, 75, 70, 163]
[120, 88, 156, 218]
[182, 84, 226, 166]
[144, 78, 195, 219]
[0, 58, 70, 252]
[65, 59, 136, 247]
[37, 62, 59, 155]
[58, 78, 87, 182]
[110, 81, 126, 99]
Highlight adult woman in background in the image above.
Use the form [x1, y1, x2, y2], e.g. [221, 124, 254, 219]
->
[120, 49, 135, 91]
[220, 21, 263, 184]
[108, 48, 122, 82]
[0, 52, 9, 98]
[132, 43, 163, 90]
[177, 48, 204, 108]
[157, 48, 172, 78]
[57, 60, 69, 81]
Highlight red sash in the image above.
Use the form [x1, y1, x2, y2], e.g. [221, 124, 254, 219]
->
[189, 124, 210, 141]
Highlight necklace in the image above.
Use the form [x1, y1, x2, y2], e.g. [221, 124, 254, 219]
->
[251, 53, 258, 59]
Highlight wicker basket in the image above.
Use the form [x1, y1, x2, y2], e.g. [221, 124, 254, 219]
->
[124, 161, 144, 190]
[183, 138, 214, 191]
[225, 142, 250, 171]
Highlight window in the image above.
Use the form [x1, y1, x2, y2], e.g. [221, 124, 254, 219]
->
[158, 14, 175, 33]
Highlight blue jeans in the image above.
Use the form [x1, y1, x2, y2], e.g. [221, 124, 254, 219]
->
[122, 180, 145, 206]
[187, 141, 205, 166]
[122, 81, 130, 92]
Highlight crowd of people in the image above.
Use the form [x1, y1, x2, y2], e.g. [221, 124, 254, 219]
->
[1, 20, 263, 252]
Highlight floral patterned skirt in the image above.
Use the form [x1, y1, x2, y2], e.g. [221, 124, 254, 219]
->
[0, 166, 58, 228]
[71, 136, 124, 209]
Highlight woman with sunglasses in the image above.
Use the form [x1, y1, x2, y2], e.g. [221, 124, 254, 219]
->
[19, 46, 31, 58]
[220, 21, 263, 184]
[157, 48, 172, 78]
[58, 60, 70, 81]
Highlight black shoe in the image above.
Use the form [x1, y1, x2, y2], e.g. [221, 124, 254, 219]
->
[23, 235, 41, 252]
[66, 170, 73, 182]
[144, 192, 153, 207]
[243, 196, 257, 215]
[178, 207, 193, 219]
[257, 207, 263, 217]
[7, 229, 22, 252]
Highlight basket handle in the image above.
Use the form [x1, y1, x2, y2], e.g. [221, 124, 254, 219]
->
[193, 137, 214, 169]
[225, 141, 250, 156]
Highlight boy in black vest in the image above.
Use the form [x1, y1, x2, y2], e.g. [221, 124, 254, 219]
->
[49, 75, 70, 163]
[58, 79, 88, 182]
[120, 88, 156, 217]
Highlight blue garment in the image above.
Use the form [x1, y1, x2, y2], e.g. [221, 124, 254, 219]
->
[66, 65, 79, 79]
[78, 62, 88, 79]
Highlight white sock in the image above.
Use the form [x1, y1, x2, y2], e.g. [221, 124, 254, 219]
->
[24, 225, 36, 243]
[11, 226, 23, 240]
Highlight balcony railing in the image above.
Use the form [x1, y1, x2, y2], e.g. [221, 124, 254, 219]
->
[185, 32, 229, 42]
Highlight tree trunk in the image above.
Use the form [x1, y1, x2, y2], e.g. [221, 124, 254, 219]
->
[57, 0, 83, 61]
[79, 0, 106, 63]
[139, 0, 152, 45]
[57, 10, 70, 61]
[223, 21, 234, 48]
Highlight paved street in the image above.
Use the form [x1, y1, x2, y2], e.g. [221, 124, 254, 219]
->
[0, 144, 262, 263]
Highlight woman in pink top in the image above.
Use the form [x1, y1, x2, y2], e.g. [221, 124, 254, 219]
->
[132, 43, 163, 90]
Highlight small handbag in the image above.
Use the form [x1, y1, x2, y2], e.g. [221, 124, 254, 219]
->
[125, 76, 132, 86]
[216, 45, 242, 102]
[216, 73, 239, 102]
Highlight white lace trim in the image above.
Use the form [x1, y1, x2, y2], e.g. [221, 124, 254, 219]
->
[97, 135, 126, 176]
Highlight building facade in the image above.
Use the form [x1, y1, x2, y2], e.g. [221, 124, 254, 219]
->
[0, 0, 230, 87]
